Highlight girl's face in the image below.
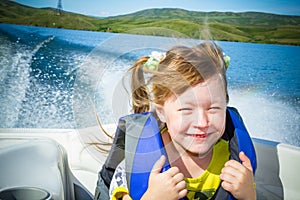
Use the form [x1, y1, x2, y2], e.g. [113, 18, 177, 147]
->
[156, 76, 227, 158]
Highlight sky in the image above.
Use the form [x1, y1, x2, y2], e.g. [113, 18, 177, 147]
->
[13, 0, 300, 17]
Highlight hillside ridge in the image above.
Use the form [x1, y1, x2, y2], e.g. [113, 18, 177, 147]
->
[1, 0, 299, 45]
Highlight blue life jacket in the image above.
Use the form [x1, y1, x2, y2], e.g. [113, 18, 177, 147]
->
[124, 112, 170, 200]
[124, 107, 257, 200]
[227, 108, 257, 174]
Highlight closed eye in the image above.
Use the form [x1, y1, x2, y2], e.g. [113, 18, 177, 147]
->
[178, 108, 192, 112]
[208, 106, 222, 113]
[209, 106, 221, 110]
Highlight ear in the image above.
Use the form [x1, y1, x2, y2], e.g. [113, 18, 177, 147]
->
[155, 106, 166, 123]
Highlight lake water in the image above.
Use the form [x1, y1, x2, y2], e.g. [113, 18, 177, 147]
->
[0, 23, 299, 147]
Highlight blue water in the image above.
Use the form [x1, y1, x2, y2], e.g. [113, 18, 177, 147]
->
[0, 23, 299, 146]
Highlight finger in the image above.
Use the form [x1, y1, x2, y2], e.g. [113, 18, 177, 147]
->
[164, 166, 180, 177]
[221, 180, 235, 193]
[175, 179, 186, 191]
[221, 166, 235, 179]
[178, 188, 188, 199]
[172, 172, 184, 183]
[220, 166, 238, 182]
[151, 155, 166, 174]
[224, 160, 243, 171]
[239, 152, 253, 172]
[221, 162, 245, 183]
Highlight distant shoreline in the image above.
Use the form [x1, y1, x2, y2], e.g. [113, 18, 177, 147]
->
[1, 1, 300, 46]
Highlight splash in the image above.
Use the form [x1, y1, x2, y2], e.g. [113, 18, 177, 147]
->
[229, 89, 300, 146]
[0, 36, 54, 127]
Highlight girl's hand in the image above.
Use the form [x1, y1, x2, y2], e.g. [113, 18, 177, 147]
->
[141, 156, 187, 200]
[220, 152, 256, 200]
[122, 194, 131, 200]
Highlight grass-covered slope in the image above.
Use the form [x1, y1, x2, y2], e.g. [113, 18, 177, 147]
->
[1, 0, 300, 45]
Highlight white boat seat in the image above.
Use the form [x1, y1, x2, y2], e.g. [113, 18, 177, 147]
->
[0, 137, 69, 200]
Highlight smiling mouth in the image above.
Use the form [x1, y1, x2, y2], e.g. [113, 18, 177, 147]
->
[190, 134, 207, 139]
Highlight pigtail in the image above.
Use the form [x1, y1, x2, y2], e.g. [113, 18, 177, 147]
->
[128, 57, 151, 113]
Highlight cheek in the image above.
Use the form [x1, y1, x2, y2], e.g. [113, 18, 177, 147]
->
[166, 113, 181, 130]
[210, 112, 226, 133]
[166, 113, 192, 135]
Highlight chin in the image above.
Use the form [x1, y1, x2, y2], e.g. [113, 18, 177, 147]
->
[187, 146, 212, 158]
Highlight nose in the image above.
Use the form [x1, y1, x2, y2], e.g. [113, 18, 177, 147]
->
[194, 110, 209, 130]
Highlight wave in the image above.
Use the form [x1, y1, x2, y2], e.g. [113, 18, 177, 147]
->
[229, 89, 300, 146]
[0, 36, 55, 127]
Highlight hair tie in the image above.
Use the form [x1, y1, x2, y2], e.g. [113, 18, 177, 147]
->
[143, 51, 166, 71]
[223, 52, 231, 69]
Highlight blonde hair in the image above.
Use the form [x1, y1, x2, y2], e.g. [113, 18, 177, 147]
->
[128, 41, 228, 114]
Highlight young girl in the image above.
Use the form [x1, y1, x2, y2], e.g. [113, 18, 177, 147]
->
[95, 41, 256, 200]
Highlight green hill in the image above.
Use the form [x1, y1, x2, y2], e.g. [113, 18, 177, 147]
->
[109, 8, 300, 26]
[0, 0, 102, 30]
[1, 0, 300, 45]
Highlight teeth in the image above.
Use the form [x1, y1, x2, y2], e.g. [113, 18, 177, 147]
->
[194, 134, 205, 138]
[187, 134, 206, 138]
